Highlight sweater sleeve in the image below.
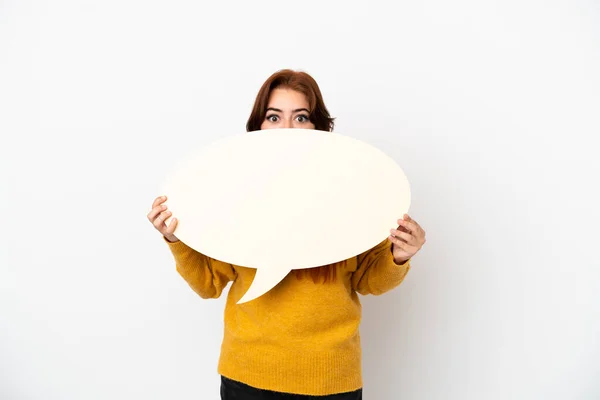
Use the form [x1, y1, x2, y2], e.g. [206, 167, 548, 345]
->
[164, 237, 237, 299]
[351, 238, 411, 296]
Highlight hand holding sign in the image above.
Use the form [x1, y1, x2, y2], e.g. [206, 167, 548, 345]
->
[160, 128, 411, 304]
[147, 195, 179, 243]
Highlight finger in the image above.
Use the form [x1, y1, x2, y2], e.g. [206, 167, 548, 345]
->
[397, 218, 413, 233]
[153, 210, 172, 232]
[408, 218, 425, 236]
[162, 210, 174, 227]
[388, 236, 403, 250]
[152, 212, 165, 230]
[165, 217, 178, 235]
[389, 236, 414, 253]
[152, 195, 168, 209]
[396, 224, 410, 233]
[398, 218, 421, 236]
[159, 210, 172, 226]
[404, 215, 426, 237]
[147, 204, 168, 221]
[390, 229, 417, 245]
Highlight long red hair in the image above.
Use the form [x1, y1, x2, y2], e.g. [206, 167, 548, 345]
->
[247, 69, 338, 283]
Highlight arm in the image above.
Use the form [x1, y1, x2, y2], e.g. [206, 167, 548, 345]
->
[148, 195, 236, 299]
[164, 237, 237, 299]
[351, 238, 411, 296]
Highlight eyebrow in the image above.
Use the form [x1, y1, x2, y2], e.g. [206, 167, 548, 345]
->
[266, 107, 310, 113]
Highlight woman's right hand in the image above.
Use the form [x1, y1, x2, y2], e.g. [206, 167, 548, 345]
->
[147, 195, 179, 243]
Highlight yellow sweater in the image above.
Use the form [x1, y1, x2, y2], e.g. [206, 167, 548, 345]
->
[166, 237, 411, 396]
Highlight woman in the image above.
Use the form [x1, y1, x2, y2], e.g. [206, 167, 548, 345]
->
[147, 69, 426, 399]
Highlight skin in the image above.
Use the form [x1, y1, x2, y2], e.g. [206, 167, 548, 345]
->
[389, 215, 426, 265]
[147, 88, 426, 264]
[259, 88, 315, 130]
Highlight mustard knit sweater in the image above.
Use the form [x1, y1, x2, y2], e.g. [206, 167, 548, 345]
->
[165, 237, 411, 396]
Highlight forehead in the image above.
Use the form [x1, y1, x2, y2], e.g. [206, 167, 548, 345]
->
[267, 88, 309, 108]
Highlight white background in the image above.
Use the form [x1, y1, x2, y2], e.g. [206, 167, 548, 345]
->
[1, 0, 599, 399]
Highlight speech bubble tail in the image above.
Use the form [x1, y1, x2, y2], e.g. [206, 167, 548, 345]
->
[236, 268, 291, 304]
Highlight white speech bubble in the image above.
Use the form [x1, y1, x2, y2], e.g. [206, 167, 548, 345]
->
[162, 129, 410, 304]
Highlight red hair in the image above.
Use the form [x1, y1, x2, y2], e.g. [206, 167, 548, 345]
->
[247, 69, 338, 283]
[294, 260, 344, 284]
[246, 69, 335, 132]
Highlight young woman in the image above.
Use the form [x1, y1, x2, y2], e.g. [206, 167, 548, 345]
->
[147, 69, 426, 399]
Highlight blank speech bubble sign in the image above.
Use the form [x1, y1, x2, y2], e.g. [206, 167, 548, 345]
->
[161, 128, 410, 304]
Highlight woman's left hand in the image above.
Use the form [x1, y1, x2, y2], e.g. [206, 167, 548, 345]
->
[389, 214, 426, 265]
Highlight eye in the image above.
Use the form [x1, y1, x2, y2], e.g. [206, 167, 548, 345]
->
[266, 114, 279, 122]
[296, 114, 310, 123]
